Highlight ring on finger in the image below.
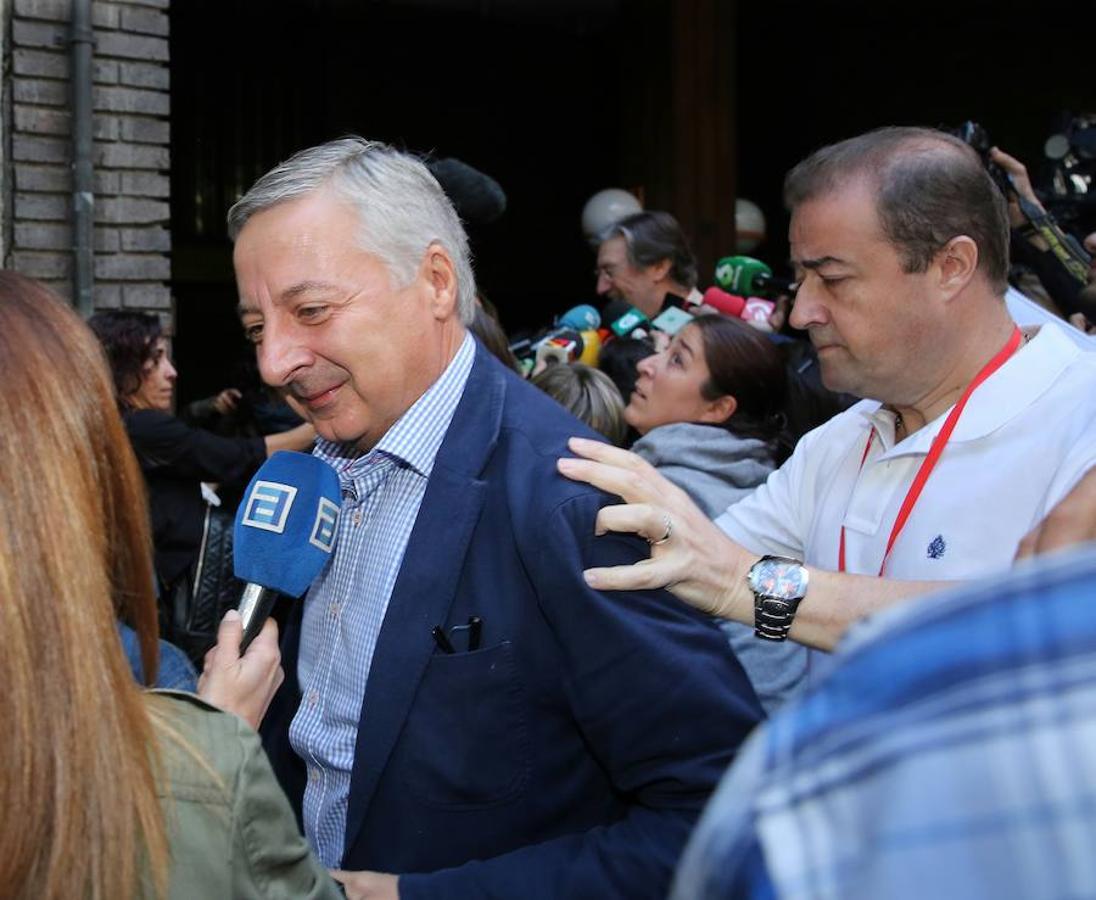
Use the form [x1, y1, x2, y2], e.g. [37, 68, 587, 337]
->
[649, 514, 673, 546]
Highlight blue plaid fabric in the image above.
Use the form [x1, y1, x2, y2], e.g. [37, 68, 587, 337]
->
[673, 544, 1096, 900]
[288, 332, 475, 867]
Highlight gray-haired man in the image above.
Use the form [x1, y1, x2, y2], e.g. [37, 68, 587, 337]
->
[595, 210, 701, 318]
[230, 137, 762, 899]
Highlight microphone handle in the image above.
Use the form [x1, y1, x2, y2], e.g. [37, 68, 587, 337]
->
[238, 582, 280, 652]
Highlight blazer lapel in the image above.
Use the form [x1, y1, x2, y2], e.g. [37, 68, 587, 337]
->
[342, 343, 505, 859]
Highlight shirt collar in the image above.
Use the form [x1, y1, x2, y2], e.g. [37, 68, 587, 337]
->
[313, 331, 476, 481]
[863, 323, 1081, 458]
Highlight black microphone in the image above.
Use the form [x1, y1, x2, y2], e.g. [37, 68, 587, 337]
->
[426, 157, 507, 225]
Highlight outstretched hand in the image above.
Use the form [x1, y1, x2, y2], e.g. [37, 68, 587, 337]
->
[556, 436, 752, 621]
[197, 609, 284, 731]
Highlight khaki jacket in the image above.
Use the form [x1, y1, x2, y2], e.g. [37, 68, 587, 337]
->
[150, 691, 341, 899]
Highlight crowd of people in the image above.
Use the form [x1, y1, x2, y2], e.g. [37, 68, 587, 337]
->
[2, 122, 1095, 899]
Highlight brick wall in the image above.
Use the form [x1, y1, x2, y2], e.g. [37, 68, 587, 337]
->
[8, 0, 171, 317]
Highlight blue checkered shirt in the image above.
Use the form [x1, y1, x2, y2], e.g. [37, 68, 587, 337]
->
[673, 544, 1096, 900]
[288, 333, 475, 867]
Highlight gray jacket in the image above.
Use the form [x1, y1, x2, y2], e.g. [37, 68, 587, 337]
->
[632, 423, 809, 714]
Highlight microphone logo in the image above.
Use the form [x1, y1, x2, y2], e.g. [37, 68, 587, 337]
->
[309, 498, 340, 553]
[241, 480, 298, 533]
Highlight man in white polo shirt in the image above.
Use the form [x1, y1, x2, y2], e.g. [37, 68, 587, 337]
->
[559, 126, 1096, 661]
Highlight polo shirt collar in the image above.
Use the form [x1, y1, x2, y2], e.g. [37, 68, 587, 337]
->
[863, 322, 1080, 458]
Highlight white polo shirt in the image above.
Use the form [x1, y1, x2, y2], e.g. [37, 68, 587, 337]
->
[716, 322, 1096, 582]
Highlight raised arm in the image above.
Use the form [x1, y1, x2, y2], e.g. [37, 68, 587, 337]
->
[558, 437, 945, 651]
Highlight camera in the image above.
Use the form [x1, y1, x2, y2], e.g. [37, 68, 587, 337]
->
[946, 116, 1096, 236]
[948, 120, 1013, 195]
[1042, 112, 1096, 236]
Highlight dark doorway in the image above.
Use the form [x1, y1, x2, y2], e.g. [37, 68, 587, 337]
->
[170, 0, 1095, 403]
[170, 0, 643, 404]
[735, 0, 1096, 281]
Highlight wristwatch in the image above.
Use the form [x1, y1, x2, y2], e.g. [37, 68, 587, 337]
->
[747, 555, 810, 642]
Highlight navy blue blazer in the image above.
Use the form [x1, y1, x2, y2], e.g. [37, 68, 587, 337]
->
[261, 342, 763, 899]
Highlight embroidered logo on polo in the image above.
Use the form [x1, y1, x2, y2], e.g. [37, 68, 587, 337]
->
[241, 481, 298, 533]
[927, 535, 946, 560]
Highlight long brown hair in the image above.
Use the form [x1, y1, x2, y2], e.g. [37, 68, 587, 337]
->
[0, 273, 168, 898]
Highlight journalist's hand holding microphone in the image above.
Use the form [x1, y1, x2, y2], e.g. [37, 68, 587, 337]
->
[197, 450, 341, 728]
[198, 610, 284, 731]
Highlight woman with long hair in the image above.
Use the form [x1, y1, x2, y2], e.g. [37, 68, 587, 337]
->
[622, 313, 807, 712]
[0, 273, 339, 898]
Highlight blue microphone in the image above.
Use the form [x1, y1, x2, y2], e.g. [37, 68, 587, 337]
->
[234, 451, 342, 650]
[556, 304, 601, 331]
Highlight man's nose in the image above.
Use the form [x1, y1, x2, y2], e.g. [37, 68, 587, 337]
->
[596, 273, 612, 295]
[257, 321, 311, 386]
[788, 278, 828, 330]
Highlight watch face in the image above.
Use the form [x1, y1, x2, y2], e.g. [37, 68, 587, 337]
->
[749, 557, 808, 600]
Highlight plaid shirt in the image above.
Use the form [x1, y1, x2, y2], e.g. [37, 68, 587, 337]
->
[288, 333, 475, 867]
[673, 544, 1096, 900]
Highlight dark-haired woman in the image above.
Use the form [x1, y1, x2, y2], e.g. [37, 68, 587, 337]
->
[626, 314, 792, 513]
[624, 314, 807, 712]
[88, 310, 316, 659]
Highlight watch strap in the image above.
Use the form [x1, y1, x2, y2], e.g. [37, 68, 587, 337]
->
[753, 595, 799, 641]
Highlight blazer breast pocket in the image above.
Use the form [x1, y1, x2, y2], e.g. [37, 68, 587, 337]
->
[400, 640, 531, 809]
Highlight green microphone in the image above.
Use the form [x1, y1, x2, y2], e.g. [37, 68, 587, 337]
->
[714, 256, 774, 295]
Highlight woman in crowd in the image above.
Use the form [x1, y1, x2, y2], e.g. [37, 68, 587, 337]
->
[88, 310, 315, 660]
[623, 313, 806, 712]
[626, 313, 792, 515]
[0, 273, 340, 899]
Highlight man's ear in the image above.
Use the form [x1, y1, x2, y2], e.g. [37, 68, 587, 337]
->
[422, 243, 459, 320]
[697, 393, 737, 425]
[937, 235, 979, 300]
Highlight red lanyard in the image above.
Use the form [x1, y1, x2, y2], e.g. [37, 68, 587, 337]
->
[838, 326, 1023, 576]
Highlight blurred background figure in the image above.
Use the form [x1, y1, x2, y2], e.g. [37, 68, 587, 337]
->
[88, 310, 316, 663]
[623, 313, 806, 713]
[184, 354, 310, 439]
[597, 336, 658, 440]
[532, 362, 628, 445]
[117, 620, 197, 692]
[0, 272, 339, 900]
[595, 210, 701, 319]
